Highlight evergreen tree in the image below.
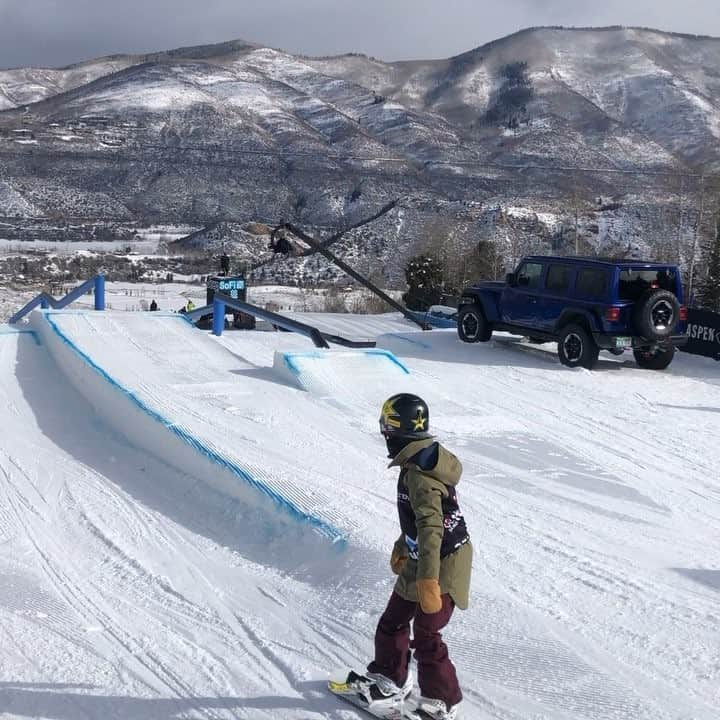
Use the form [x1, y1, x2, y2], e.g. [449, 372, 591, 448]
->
[402, 254, 444, 311]
[484, 61, 535, 128]
[698, 214, 720, 311]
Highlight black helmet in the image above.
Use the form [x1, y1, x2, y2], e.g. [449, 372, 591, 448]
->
[379, 393, 430, 439]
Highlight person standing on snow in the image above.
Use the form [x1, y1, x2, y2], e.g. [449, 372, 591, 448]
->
[365, 393, 472, 720]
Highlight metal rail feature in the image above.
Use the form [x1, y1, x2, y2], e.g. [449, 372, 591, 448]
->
[9, 275, 105, 324]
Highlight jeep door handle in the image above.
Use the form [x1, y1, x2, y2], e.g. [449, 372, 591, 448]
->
[528, 298, 537, 304]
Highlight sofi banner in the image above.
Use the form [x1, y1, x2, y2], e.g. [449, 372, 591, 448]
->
[681, 308, 720, 360]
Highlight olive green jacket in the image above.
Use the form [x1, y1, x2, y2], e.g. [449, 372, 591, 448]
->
[389, 438, 473, 610]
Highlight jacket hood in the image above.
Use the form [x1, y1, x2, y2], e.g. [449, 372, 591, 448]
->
[389, 439, 462, 487]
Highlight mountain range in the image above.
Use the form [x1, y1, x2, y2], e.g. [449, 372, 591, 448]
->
[1, 26, 718, 283]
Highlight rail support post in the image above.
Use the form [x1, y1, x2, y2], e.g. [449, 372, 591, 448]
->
[212, 299, 225, 336]
[94, 275, 105, 311]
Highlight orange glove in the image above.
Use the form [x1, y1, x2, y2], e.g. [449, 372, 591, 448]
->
[390, 545, 408, 575]
[416, 578, 442, 614]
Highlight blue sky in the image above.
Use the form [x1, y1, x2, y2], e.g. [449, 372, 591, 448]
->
[1, 0, 719, 68]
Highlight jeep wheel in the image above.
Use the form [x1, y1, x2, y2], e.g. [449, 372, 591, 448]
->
[633, 290, 680, 340]
[557, 324, 599, 369]
[633, 345, 675, 370]
[457, 304, 492, 343]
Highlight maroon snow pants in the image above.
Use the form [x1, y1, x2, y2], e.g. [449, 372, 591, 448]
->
[367, 591, 462, 707]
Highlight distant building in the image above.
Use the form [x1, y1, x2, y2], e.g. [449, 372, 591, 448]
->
[100, 133, 125, 146]
[80, 115, 111, 128]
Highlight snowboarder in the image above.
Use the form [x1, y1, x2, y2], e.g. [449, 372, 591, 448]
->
[149, 299, 158, 311]
[364, 393, 472, 720]
[185, 299, 195, 313]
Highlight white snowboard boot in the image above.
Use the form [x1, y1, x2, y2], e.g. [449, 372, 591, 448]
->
[329, 670, 414, 719]
[365, 670, 414, 699]
[406, 694, 461, 719]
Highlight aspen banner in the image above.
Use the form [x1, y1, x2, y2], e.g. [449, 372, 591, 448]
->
[681, 308, 720, 360]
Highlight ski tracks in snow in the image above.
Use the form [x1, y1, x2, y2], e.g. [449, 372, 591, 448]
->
[0, 334, 348, 719]
[404, 343, 720, 719]
[0, 446, 240, 718]
[4, 319, 719, 719]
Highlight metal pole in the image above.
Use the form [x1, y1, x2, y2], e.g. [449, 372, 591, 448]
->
[283, 222, 430, 330]
[94, 275, 105, 310]
[212, 299, 225, 336]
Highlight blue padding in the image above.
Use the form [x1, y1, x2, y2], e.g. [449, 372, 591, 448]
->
[44, 313, 346, 546]
[282, 349, 410, 377]
[363, 349, 411, 374]
[406, 311, 457, 329]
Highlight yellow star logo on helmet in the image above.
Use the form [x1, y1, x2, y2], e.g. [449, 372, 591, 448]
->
[381, 398, 401, 428]
[412, 413, 426, 431]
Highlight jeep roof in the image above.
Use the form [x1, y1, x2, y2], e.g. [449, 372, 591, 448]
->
[521, 256, 678, 269]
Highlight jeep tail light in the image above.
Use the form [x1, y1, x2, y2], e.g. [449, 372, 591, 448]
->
[680, 305, 687, 322]
[605, 307, 621, 322]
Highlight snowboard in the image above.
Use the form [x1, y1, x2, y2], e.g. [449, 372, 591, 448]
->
[328, 670, 420, 719]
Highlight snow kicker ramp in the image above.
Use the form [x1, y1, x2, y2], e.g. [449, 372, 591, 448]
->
[273, 348, 415, 404]
[33, 310, 407, 547]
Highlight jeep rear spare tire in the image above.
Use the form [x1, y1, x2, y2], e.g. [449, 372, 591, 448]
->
[633, 290, 680, 340]
[457, 304, 492, 343]
[557, 324, 599, 369]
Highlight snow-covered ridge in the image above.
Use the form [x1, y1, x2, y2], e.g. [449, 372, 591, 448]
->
[1, 26, 719, 287]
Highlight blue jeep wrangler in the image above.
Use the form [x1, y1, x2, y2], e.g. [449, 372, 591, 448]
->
[457, 256, 688, 370]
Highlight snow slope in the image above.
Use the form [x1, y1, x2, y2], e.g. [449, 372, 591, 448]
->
[0, 326, 381, 719]
[1, 311, 719, 719]
[0, 59, 137, 110]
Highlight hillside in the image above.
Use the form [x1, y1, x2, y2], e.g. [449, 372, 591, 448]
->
[0, 27, 718, 282]
[310, 27, 720, 168]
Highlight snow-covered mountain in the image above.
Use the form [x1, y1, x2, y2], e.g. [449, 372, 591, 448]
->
[0, 40, 260, 110]
[0, 27, 718, 280]
[309, 27, 720, 168]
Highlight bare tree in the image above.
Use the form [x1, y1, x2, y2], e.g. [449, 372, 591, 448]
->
[686, 172, 706, 301]
[697, 208, 720, 311]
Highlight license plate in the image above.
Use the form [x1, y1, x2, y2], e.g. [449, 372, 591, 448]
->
[614, 336, 633, 348]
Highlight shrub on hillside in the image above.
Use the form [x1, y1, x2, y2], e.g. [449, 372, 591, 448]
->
[402, 254, 444, 311]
